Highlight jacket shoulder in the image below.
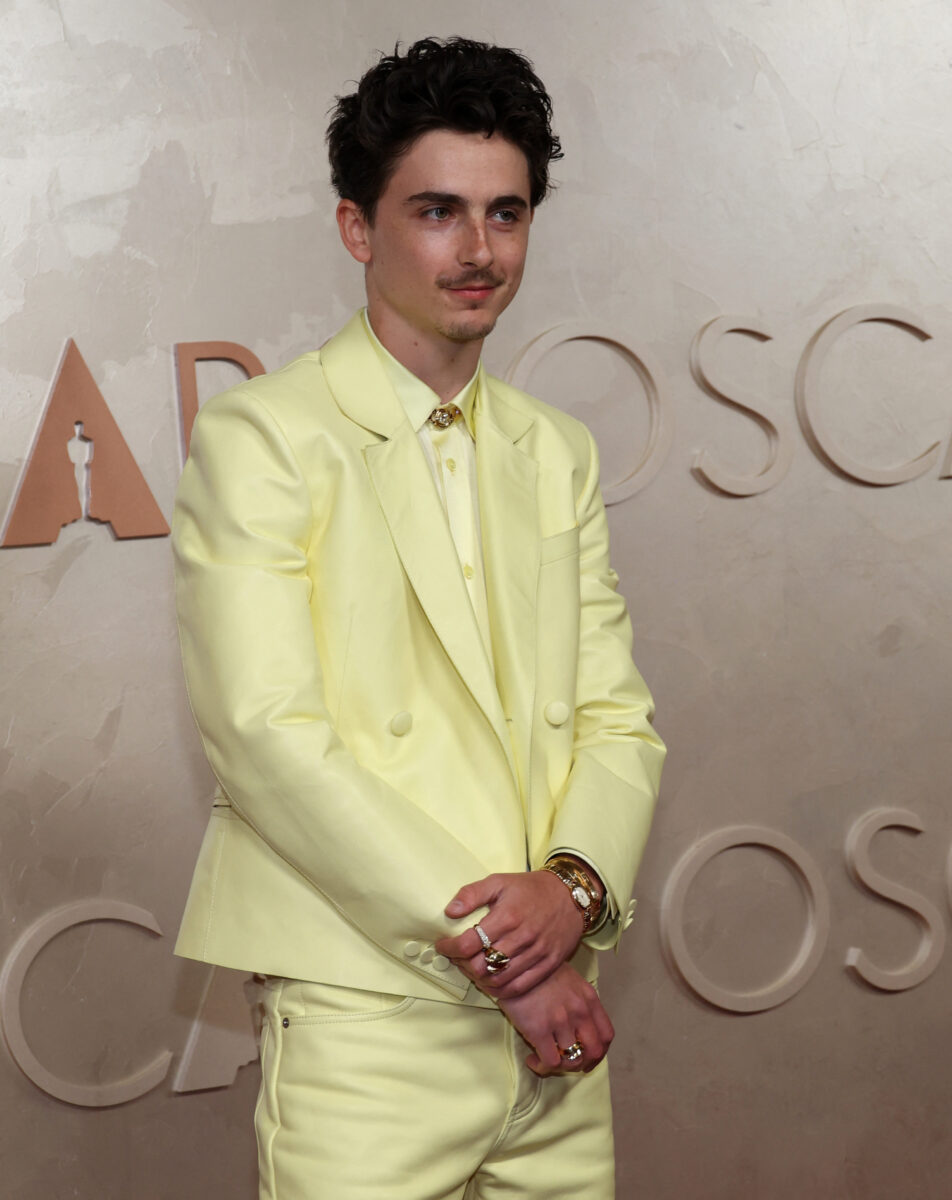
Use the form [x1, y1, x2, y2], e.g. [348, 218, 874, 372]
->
[193, 350, 329, 431]
[485, 372, 595, 462]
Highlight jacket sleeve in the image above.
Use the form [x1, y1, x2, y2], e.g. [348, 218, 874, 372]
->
[544, 425, 666, 950]
[173, 385, 488, 997]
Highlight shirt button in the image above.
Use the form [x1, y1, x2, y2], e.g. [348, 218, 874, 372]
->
[446, 458, 457, 473]
[433, 955, 450, 971]
[403, 941, 422, 959]
[463, 564, 474, 580]
[419, 947, 436, 964]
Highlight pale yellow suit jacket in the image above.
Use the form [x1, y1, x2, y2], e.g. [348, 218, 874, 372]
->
[172, 313, 665, 1004]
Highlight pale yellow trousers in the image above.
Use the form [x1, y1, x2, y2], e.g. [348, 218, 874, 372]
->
[254, 978, 615, 1199]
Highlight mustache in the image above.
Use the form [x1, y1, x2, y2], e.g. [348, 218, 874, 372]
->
[437, 270, 504, 289]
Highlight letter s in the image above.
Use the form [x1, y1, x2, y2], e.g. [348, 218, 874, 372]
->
[845, 808, 946, 991]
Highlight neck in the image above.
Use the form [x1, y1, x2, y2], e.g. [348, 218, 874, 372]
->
[365, 304, 482, 403]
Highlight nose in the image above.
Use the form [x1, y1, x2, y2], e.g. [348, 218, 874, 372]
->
[459, 217, 493, 269]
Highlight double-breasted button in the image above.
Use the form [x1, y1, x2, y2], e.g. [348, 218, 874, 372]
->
[419, 947, 435, 965]
[403, 941, 422, 959]
[544, 700, 570, 727]
[390, 711, 413, 737]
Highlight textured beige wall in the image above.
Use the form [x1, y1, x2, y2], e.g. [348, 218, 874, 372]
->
[3, 1, 952, 1196]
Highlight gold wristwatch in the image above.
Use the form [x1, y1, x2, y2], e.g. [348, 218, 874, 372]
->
[543, 856, 606, 933]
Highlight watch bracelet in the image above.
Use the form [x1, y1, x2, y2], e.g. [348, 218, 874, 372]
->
[543, 855, 605, 932]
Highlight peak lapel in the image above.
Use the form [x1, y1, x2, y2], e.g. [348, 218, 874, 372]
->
[321, 317, 512, 767]
[476, 380, 540, 797]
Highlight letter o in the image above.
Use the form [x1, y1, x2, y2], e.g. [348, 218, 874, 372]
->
[0, 900, 172, 1106]
[506, 323, 673, 503]
[660, 826, 830, 1013]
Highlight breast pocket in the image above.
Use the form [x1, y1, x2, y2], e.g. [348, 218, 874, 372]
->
[539, 525, 580, 566]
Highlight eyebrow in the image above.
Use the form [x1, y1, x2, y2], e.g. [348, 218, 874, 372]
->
[404, 191, 530, 211]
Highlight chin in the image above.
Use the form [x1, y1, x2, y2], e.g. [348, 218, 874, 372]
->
[439, 316, 498, 343]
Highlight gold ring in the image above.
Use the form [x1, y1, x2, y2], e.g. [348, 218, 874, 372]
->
[560, 1041, 584, 1063]
[484, 947, 510, 974]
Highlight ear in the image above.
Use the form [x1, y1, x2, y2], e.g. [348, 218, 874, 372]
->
[336, 199, 373, 264]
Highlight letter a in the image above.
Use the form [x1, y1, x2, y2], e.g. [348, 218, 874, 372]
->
[2, 341, 170, 546]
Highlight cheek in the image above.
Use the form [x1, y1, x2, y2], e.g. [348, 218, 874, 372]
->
[500, 235, 529, 275]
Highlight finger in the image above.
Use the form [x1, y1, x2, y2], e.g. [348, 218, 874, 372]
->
[534, 1033, 563, 1076]
[488, 956, 560, 1000]
[554, 1020, 585, 1074]
[525, 1051, 544, 1077]
[446, 955, 482, 983]
[470, 945, 530, 990]
[445, 876, 499, 918]
[590, 1001, 615, 1055]
[434, 926, 490, 959]
[573, 1017, 605, 1071]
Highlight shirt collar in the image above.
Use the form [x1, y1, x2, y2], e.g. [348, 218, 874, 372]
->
[360, 308, 480, 436]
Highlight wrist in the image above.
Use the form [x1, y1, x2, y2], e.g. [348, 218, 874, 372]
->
[543, 855, 605, 933]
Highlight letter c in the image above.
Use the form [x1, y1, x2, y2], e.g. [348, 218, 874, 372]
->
[0, 900, 172, 1106]
[795, 304, 940, 485]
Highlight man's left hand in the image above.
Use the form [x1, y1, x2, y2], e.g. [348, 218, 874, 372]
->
[435, 870, 585, 999]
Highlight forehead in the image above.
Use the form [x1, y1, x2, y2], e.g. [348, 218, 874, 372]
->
[383, 128, 531, 203]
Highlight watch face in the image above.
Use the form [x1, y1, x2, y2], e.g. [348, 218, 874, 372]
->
[572, 886, 591, 908]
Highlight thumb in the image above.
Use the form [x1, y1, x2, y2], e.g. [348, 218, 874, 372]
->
[445, 876, 496, 917]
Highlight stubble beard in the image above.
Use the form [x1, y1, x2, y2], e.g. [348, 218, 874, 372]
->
[436, 269, 507, 343]
[437, 314, 498, 343]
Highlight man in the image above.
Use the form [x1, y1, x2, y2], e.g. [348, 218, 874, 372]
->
[173, 37, 665, 1199]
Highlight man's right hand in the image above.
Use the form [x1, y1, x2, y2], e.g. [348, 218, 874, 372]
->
[494, 963, 614, 1077]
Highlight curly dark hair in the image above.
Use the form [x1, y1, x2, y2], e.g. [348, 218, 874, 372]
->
[327, 37, 562, 223]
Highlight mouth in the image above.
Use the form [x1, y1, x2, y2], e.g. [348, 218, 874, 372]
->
[449, 285, 497, 301]
[440, 275, 504, 302]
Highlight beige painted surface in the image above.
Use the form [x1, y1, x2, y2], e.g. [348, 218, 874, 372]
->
[2, 1, 951, 1196]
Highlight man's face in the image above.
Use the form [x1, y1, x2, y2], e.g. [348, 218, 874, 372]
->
[343, 128, 533, 349]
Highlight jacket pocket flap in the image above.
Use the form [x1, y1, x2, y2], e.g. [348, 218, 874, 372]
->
[539, 525, 580, 565]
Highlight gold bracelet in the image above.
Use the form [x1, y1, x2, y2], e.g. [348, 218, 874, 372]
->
[543, 856, 604, 932]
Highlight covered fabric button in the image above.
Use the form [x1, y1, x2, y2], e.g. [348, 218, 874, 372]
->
[390, 711, 413, 737]
[432, 955, 450, 971]
[419, 947, 435, 964]
[544, 700, 570, 727]
[403, 941, 422, 959]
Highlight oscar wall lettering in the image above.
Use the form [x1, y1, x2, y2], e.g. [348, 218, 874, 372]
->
[1, 341, 170, 547]
[3, 302, 951, 545]
[2, 805, 951, 1105]
[506, 321, 674, 503]
[689, 315, 794, 497]
[0, 903, 257, 1108]
[174, 340, 266, 456]
[794, 305, 943, 487]
[659, 809, 951, 1015]
[1, 340, 265, 547]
